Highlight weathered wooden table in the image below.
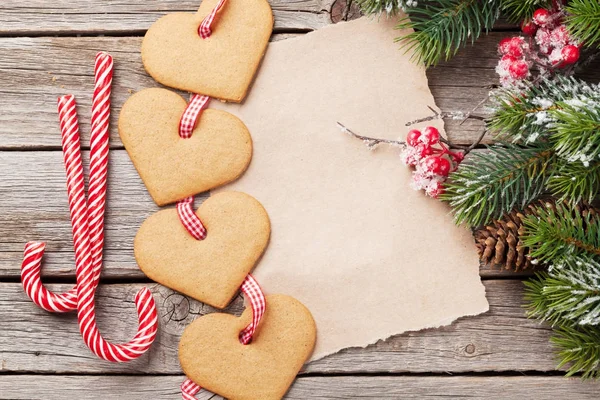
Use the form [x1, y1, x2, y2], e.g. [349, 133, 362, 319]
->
[1, 1, 600, 399]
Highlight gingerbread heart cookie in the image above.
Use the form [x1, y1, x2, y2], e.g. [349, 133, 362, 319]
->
[118, 88, 252, 206]
[141, 0, 273, 102]
[134, 191, 270, 309]
[179, 294, 316, 400]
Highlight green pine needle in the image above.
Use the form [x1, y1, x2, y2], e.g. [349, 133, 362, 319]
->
[396, 0, 500, 67]
[441, 144, 555, 227]
[565, 0, 600, 48]
[489, 77, 600, 164]
[500, 0, 552, 23]
[548, 161, 600, 205]
[521, 201, 600, 263]
[552, 103, 600, 166]
[357, 0, 413, 15]
[525, 257, 600, 326]
[552, 324, 600, 379]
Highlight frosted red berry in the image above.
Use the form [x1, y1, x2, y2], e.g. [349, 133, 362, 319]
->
[506, 37, 525, 58]
[424, 156, 451, 177]
[426, 180, 445, 198]
[421, 126, 440, 145]
[406, 129, 421, 147]
[521, 20, 537, 36]
[451, 151, 465, 163]
[417, 143, 434, 158]
[509, 60, 529, 79]
[561, 45, 580, 65]
[533, 8, 552, 27]
[498, 38, 512, 54]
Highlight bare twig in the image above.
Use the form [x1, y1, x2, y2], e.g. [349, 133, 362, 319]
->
[336, 122, 406, 150]
[405, 105, 486, 127]
[463, 128, 488, 156]
[459, 95, 490, 126]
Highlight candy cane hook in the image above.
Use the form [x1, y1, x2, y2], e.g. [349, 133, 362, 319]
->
[20, 53, 113, 312]
[58, 90, 158, 363]
[22, 53, 158, 362]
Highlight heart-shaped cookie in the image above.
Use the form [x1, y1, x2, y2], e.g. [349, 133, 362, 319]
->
[141, 0, 273, 102]
[179, 294, 316, 400]
[119, 88, 252, 206]
[134, 191, 270, 309]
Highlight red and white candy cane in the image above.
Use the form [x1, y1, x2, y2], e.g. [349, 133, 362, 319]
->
[178, 197, 266, 398]
[22, 53, 158, 362]
[21, 53, 113, 312]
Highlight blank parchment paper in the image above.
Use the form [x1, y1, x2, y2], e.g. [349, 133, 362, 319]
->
[214, 16, 489, 361]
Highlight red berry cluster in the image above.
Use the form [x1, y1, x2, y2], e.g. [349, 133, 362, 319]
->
[400, 127, 464, 198]
[496, 7, 580, 87]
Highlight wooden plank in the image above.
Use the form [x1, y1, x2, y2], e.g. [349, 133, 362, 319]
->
[0, 33, 525, 150]
[0, 0, 335, 34]
[0, 149, 525, 280]
[0, 280, 561, 374]
[3, 375, 600, 400]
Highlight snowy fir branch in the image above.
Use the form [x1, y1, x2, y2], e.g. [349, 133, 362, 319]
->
[396, 0, 501, 66]
[547, 160, 600, 204]
[566, 0, 600, 48]
[489, 76, 600, 146]
[521, 201, 600, 263]
[501, 0, 553, 22]
[441, 143, 555, 227]
[552, 324, 600, 379]
[525, 257, 600, 327]
[356, 0, 418, 16]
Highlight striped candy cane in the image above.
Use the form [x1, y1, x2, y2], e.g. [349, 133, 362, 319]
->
[21, 53, 158, 362]
[20, 53, 113, 312]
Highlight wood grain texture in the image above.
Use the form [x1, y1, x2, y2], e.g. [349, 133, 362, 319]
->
[0, 280, 559, 374]
[0, 0, 334, 34]
[0, 32, 528, 150]
[2, 375, 599, 399]
[0, 149, 522, 280]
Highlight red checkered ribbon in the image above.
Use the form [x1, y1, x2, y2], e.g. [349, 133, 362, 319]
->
[177, 196, 207, 240]
[180, 275, 266, 398]
[179, 94, 210, 139]
[239, 274, 266, 344]
[198, 0, 228, 39]
[181, 379, 201, 400]
[20, 53, 158, 362]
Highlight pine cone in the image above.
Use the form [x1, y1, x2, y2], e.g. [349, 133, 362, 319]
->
[474, 201, 598, 271]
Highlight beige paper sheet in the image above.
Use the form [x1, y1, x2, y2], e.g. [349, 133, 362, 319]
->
[214, 16, 489, 361]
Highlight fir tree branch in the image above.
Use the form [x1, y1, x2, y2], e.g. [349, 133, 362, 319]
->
[552, 323, 600, 379]
[551, 103, 600, 165]
[565, 0, 600, 48]
[489, 76, 600, 145]
[525, 257, 600, 326]
[396, 0, 501, 67]
[522, 201, 600, 263]
[500, 0, 553, 22]
[548, 160, 600, 204]
[357, 0, 416, 15]
[441, 143, 555, 227]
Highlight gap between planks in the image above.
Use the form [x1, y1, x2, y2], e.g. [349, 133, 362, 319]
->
[1, 374, 599, 399]
[0, 280, 561, 375]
